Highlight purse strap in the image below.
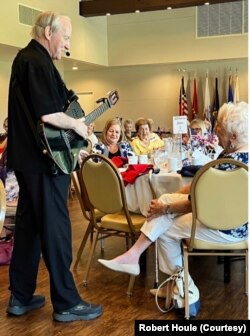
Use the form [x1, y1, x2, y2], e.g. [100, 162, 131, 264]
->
[155, 266, 183, 313]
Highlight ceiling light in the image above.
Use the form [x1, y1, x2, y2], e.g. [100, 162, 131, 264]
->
[135, 10, 140, 13]
[72, 65, 78, 70]
[106, 13, 111, 16]
[204, 2, 210, 5]
[167, 7, 172, 10]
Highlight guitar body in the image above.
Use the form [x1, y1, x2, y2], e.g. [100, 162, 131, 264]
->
[39, 100, 88, 174]
[39, 90, 119, 174]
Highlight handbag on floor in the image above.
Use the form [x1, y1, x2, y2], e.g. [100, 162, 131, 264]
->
[155, 266, 200, 318]
[0, 226, 14, 265]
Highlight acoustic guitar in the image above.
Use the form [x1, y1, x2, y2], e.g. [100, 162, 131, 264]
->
[38, 90, 119, 174]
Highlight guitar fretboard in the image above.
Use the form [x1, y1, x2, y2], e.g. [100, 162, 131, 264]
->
[66, 99, 110, 142]
[84, 100, 110, 125]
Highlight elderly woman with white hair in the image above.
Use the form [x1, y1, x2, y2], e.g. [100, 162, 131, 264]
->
[98, 101, 248, 307]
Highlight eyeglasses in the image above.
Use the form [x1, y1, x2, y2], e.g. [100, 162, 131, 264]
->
[191, 127, 201, 133]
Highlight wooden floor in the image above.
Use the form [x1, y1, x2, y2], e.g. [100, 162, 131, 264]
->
[0, 197, 248, 336]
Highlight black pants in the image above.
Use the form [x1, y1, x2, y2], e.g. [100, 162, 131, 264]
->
[9, 171, 81, 311]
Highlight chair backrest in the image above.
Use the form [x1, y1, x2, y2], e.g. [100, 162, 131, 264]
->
[190, 158, 248, 247]
[0, 179, 6, 233]
[148, 169, 157, 199]
[71, 171, 91, 221]
[80, 154, 129, 215]
[84, 139, 92, 154]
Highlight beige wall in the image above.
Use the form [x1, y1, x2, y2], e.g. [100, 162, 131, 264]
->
[107, 7, 247, 66]
[65, 58, 248, 132]
[0, 62, 11, 125]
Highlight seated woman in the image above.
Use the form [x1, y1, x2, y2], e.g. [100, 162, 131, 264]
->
[184, 118, 208, 152]
[189, 118, 207, 136]
[131, 118, 164, 156]
[0, 117, 8, 159]
[98, 102, 248, 296]
[123, 119, 134, 142]
[0, 117, 19, 206]
[184, 118, 220, 164]
[86, 122, 98, 147]
[92, 118, 134, 159]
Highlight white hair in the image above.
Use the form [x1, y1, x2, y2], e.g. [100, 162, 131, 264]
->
[31, 11, 71, 38]
[217, 101, 248, 144]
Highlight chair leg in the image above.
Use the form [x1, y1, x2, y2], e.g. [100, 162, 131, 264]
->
[68, 178, 75, 199]
[245, 253, 248, 294]
[140, 251, 147, 273]
[83, 231, 99, 286]
[183, 249, 190, 320]
[223, 256, 231, 283]
[73, 221, 93, 270]
[153, 240, 159, 288]
[126, 275, 136, 296]
[100, 233, 105, 252]
[125, 235, 129, 250]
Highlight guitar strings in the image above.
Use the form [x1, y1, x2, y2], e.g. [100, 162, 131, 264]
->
[65, 101, 109, 141]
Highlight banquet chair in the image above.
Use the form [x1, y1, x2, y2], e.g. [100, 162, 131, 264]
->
[5, 205, 17, 219]
[79, 153, 146, 295]
[0, 179, 6, 234]
[69, 139, 92, 199]
[3, 203, 17, 239]
[71, 139, 105, 270]
[182, 158, 248, 320]
[71, 170, 104, 270]
[148, 169, 160, 288]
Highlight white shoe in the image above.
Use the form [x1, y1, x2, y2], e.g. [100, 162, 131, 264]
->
[98, 259, 140, 276]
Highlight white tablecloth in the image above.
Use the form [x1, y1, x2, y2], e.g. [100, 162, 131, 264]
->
[125, 170, 191, 216]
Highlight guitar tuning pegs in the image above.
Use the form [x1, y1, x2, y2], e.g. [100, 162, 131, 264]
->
[96, 97, 106, 104]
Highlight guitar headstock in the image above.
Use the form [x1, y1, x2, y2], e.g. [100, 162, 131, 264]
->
[107, 90, 119, 106]
[96, 90, 119, 108]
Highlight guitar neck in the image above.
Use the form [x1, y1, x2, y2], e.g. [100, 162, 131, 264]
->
[84, 100, 110, 125]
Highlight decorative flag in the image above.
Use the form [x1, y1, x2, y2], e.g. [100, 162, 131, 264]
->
[203, 74, 211, 126]
[178, 85, 182, 116]
[228, 75, 234, 102]
[192, 78, 198, 120]
[211, 77, 220, 131]
[233, 75, 239, 103]
[179, 76, 189, 118]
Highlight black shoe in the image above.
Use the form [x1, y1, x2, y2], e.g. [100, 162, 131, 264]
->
[53, 300, 103, 322]
[7, 294, 45, 316]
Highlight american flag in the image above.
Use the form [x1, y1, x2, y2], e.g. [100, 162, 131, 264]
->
[203, 74, 211, 125]
[179, 76, 188, 118]
[211, 77, 220, 131]
[228, 75, 234, 102]
[192, 78, 198, 120]
[233, 75, 239, 103]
